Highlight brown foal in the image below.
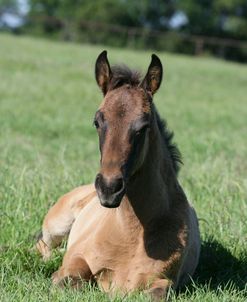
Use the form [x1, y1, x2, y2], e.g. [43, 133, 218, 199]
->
[36, 51, 200, 300]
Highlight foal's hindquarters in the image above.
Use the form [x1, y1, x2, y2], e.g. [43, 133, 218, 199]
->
[37, 184, 200, 300]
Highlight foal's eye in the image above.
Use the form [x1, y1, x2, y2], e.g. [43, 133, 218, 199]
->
[93, 120, 100, 129]
[135, 125, 149, 137]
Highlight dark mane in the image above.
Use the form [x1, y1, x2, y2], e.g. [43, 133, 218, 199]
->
[110, 65, 182, 174]
[110, 65, 141, 90]
[155, 109, 183, 174]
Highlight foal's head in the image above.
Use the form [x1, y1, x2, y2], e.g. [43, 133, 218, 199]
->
[94, 51, 163, 208]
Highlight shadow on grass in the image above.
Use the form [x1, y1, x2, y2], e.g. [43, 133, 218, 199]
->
[182, 237, 247, 293]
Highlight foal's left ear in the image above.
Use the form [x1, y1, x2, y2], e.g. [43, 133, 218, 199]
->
[95, 50, 112, 96]
[141, 54, 163, 95]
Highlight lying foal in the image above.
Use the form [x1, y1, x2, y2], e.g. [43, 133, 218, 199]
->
[37, 51, 200, 300]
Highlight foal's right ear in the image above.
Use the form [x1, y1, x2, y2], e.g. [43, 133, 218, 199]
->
[95, 50, 112, 95]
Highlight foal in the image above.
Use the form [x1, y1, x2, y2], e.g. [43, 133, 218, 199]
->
[37, 51, 200, 300]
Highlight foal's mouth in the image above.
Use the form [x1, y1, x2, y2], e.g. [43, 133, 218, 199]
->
[95, 173, 126, 208]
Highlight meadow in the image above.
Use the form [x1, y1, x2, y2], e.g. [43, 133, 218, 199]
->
[0, 34, 246, 301]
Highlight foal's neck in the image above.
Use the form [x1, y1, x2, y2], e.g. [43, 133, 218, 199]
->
[125, 117, 180, 227]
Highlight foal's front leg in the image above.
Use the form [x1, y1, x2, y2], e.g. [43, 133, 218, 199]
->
[36, 184, 95, 260]
[52, 250, 92, 289]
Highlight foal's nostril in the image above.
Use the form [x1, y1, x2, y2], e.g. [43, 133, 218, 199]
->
[112, 178, 124, 194]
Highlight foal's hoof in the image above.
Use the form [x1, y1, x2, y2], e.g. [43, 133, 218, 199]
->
[145, 287, 167, 301]
[52, 270, 64, 287]
[52, 269, 84, 289]
[144, 279, 172, 301]
[36, 240, 52, 261]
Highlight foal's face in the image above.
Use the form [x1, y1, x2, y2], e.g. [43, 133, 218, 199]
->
[94, 86, 151, 207]
[94, 51, 162, 208]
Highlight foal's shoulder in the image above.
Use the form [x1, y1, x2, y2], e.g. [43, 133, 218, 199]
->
[57, 183, 96, 208]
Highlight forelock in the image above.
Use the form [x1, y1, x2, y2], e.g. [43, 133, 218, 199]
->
[109, 65, 141, 90]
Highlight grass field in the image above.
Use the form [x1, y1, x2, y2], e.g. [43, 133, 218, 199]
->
[0, 34, 246, 301]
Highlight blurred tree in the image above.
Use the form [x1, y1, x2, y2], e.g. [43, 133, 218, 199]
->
[29, 0, 177, 28]
[0, 0, 18, 10]
[178, 0, 247, 39]
[30, 0, 60, 16]
[29, 0, 247, 38]
[69, 0, 138, 26]
[27, 0, 247, 61]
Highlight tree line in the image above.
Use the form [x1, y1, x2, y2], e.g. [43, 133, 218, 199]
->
[3, 0, 247, 62]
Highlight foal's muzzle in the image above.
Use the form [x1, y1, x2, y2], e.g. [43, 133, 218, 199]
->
[95, 173, 125, 208]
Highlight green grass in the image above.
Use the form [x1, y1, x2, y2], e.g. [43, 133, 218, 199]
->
[0, 34, 246, 301]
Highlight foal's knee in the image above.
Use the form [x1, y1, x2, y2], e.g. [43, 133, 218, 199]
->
[52, 256, 92, 289]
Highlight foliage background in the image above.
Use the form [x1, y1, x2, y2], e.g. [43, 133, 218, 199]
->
[1, 0, 247, 61]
